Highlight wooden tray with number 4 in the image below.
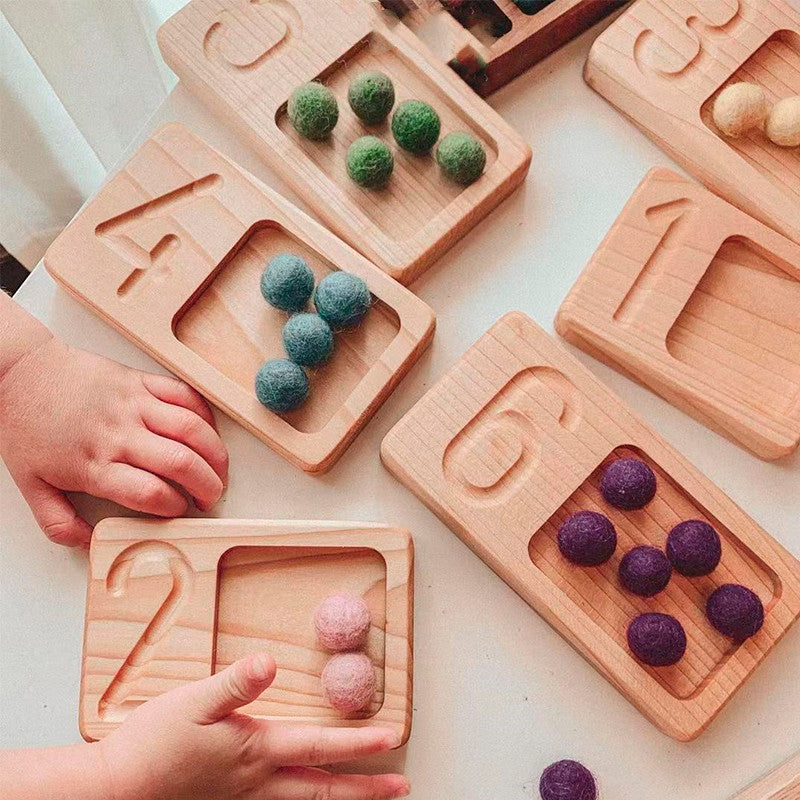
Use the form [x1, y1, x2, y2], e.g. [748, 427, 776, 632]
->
[80, 518, 413, 743]
[381, 312, 800, 741]
[44, 124, 435, 474]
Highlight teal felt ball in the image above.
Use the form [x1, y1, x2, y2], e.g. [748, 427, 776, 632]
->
[348, 71, 395, 124]
[255, 358, 309, 413]
[346, 136, 394, 189]
[436, 131, 486, 185]
[260, 253, 315, 312]
[391, 99, 441, 154]
[314, 271, 371, 328]
[282, 313, 334, 367]
[287, 82, 339, 140]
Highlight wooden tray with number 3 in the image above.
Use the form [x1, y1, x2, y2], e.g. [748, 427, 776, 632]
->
[381, 312, 800, 741]
[80, 518, 414, 743]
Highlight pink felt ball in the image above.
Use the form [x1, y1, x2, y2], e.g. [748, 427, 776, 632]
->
[321, 653, 377, 713]
[314, 593, 371, 652]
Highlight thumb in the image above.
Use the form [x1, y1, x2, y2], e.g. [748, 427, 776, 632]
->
[187, 653, 277, 724]
[22, 478, 92, 548]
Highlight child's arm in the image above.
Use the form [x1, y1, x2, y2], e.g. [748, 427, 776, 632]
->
[0, 292, 228, 547]
[0, 653, 409, 800]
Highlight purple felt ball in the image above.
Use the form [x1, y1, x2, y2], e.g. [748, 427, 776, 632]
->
[539, 759, 597, 800]
[619, 545, 672, 597]
[600, 458, 657, 510]
[667, 520, 722, 577]
[557, 511, 617, 567]
[706, 584, 764, 641]
[627, 612, 687, 666]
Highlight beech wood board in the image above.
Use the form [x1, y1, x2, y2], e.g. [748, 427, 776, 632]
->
[555, 168, 800, 461]
[385, 0, 628, 96]
[585, 0, 800, 248]
[80, 518, 414, 743]
[157, 0, 532, 285]
[380, 312, 800, 741]
[44, 124, 435, 474]
[730, 752, 800, 800]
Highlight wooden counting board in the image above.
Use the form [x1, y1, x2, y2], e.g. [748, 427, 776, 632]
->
[729, 752, 800, 800]
[157, 0, 531, 285]
[80, 518, 413, 742]
[381, 0, 628, 97]
[44, 124, 435, 474]
[381, 312, 800, 741]
[585, 0, 800, 248]
[555, 168, 800, 461]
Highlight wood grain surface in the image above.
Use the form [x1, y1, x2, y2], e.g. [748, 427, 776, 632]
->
[556, 168, 800, 461]
[729, 752, 800, 800]
[44, 124, 435, 473]
[157, 0, 531, 284]
[381, 312, 800, 741]
[80, 518, 414, 743]
[585, 0, 800, 248]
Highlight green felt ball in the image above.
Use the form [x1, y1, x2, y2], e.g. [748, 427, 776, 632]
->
[287, 82, 339, 140]
[391, 99, 441, 154]
[513, 0, 554, 14]
[348, 71, 395, 124]
[346, 136, 394, 189]
[282, 313, 334, 367]
[260, 253, 315, 312]
[314, 271, 371, 329]
[436, 131, 486, 186]
[255, 359, 309, 413]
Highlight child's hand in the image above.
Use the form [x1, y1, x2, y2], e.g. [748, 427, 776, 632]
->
[101, 652, 409, 800]
[0, 337, 228, 547]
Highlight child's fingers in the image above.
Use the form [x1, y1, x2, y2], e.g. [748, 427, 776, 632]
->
[185, 652, 276, 724]
[265, 724, 400, 767]
[94, 462, 188, 517]
[141, 373, 217, 429]
[123, 433, 224, 511]
[265, 767, 410, 800]
[141, 400, 229, 485]
[20, 478, 92, 548]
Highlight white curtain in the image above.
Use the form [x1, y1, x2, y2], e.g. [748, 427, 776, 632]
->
[0, 0, 186, 268]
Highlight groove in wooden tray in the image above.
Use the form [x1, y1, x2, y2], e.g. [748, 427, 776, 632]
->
[530, 445, 780, 701]
[275, 32, 498, 243]
[174, 221, 401, 434]
[214, 546, 387, 720]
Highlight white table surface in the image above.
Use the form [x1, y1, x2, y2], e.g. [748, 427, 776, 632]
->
[2, 15, 800, 800]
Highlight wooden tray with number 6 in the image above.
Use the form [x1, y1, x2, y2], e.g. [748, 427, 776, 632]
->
[80, 518, 414, 743]
[381, 312, 800, 741]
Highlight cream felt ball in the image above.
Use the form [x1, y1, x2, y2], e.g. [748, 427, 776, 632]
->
[321, 653, 377, 713]
[712, 82, 766, 137]
[765, 96, 800, 147]
[288, 82, 339, 140]
[282, 313, 334, 367]
[314, 593, 371, 652]
[314, 271, 371, 328]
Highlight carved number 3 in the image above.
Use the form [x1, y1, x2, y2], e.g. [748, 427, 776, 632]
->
[98, 542, 193, 719]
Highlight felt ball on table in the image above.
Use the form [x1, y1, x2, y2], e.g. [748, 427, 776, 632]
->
[666, 519, 722, 577]
[282, 313, 334, 367]
[348, 70, 395, 124]
[260, 253, 314, 312]
[254, 358, 308, 413]
[706, 584, 764, 641]
[436, 131, 486, 186]
[627, 612, 687, 667]
[765, 96, 800, 147]
[619, 545, 672, 597]
[391, 99, 441, 154]
[557, 511, 617, 567]
[287, 81, 339, 140]
[314, 271, 371, 328]
[346, 136, 394, 189]
[514, 0, 554, 15]
[600, 457, 657, 510]
[539, 759, 597, 800]
[712, 82, 766, 137]
[321, 653, 377, 713]
[314, 593, 371, 652]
